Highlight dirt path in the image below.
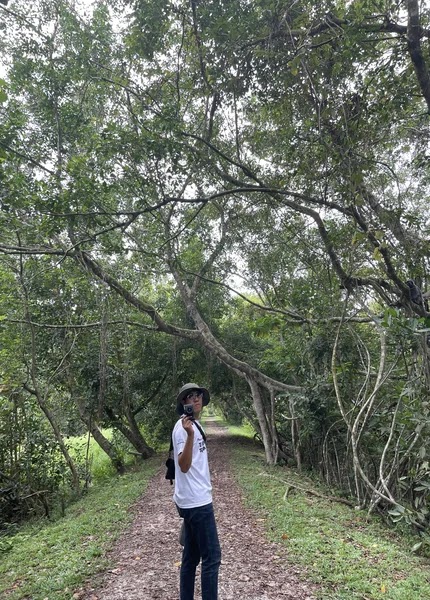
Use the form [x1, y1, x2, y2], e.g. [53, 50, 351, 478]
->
[78, 418, 318, 600]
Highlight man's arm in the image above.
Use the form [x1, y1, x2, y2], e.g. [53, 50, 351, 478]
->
[178, 417, 194, 473]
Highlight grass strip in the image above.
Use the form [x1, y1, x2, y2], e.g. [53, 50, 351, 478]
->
[0, 455, 160, 600]
[227, 427, 430, 600]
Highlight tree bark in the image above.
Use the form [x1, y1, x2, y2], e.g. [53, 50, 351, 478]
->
[247, 377, 277, 464]
[74, 396, 126, 474]
[407, 0, 430, 113]
[125, 407, 154, 458]
[171, 263, 304, 395]
[105, 407, 154, 459]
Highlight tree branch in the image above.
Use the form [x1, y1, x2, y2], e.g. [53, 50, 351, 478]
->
[0, 141, 57, 176]
[73, 250, 199, 340]
[406, 0, 430, 113]
[6, 318, 161, 331]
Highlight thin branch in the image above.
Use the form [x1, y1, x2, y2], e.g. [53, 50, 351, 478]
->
[74, 250, 199, 340]
[6, 319, 161, 331]
[0, 4, 50, 41]
[0, 141, 57, 176]
[240, 13, 430, 51]
[37, 196, 206, 217]
[0, 244, 67, 256]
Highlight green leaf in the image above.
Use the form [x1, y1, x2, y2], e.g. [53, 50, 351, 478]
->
[373, 247, 382, 261]
[411, 541, 423, 553]
[388, 504, 405, 516]
[352, 231, 366, 245]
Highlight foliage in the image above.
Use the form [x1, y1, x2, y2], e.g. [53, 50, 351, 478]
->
[0, 455, 158, 600]
[0, 392, 70, 527]
[1, 0, 430, 529]
[229, 424, 430, 600]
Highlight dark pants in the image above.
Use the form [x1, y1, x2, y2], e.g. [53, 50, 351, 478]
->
[177, 502, 221, 600]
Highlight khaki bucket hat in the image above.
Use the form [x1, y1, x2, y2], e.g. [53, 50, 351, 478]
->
[176, 383, 210, 415]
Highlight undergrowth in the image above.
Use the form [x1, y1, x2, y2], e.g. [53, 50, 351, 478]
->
[0, 454, 160, 600]
[227, 421, 430, 600]
[3, 416, 429, 600]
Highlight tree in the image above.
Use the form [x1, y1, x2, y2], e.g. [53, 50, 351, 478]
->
[1, 0, 430, 519]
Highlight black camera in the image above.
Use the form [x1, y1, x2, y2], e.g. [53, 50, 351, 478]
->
[183, 404, 194, 419]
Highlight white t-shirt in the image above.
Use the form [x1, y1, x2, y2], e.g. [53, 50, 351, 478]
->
[172, 418, 213, 509]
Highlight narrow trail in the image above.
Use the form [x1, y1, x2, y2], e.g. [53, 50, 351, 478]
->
[78, 419, 318, 600]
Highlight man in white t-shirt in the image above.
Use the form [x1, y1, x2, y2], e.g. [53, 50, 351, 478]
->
[172, 383, 221, 600]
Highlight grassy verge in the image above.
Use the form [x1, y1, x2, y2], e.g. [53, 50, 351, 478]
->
[227, 423, 430, 600]
[0, 454, 160, 600]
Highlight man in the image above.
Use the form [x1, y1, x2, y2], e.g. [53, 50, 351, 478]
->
[172, 382, 221, 600]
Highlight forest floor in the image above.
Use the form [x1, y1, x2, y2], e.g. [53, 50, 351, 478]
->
[76, 417, 318, 600]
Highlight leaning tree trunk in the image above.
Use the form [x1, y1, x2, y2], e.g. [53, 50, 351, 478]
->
[75, 396, 126, 474]
[124, 407, 154, 458]
[24, 382, 81, 493]
[73, 250, 305, 466]
[117, 330, 154, 459]
[246, 377, 278, 464]
[105, 407, 154, 459]
[21, 271, 81, 494]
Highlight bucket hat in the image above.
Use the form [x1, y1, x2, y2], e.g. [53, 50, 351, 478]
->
[176, 382, 210, 415]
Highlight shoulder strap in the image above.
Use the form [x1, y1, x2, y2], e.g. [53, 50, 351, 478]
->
[165, 433, 175, 484]
[194, 421, 207, 443]
[172, 420, 207, 443]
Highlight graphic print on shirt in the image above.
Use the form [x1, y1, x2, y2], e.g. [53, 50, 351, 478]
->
[198, 437, 206, 453]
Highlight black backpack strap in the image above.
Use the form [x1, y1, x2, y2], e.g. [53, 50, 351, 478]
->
[165, 434, 175, 484]
[194, 421, 207, 443]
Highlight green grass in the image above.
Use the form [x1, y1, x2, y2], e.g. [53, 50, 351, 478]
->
[205, 413, 254, 437]
[227, 424, 430, 600]
[0, 454, 160, 600]
[66, 429, 139, 481]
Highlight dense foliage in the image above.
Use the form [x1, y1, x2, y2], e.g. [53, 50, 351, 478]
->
[0, 0, 429, 541]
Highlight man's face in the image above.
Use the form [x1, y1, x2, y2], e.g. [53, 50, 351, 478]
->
[182, 390, 203, 416]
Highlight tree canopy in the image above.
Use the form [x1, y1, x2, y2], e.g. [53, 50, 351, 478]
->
[1, 0, 430, 531]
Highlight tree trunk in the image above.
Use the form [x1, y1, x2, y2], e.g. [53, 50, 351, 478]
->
[124, 407, 154, 458]
[74, 251, 304, 465]
[75, 397, 126, 474]
[247, 377, 277, 464]
[289, 397, 302, 471]
[24, 383, 81, 493]
[105, 407, 154, 459]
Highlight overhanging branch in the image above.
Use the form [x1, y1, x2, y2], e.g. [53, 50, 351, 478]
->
[406, 0, 430, 113]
